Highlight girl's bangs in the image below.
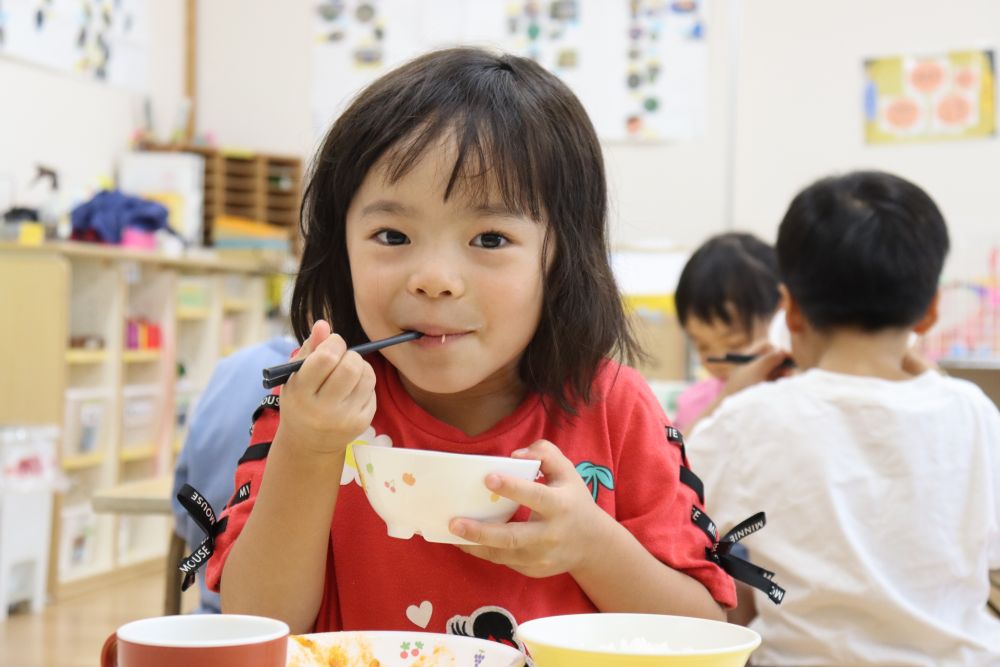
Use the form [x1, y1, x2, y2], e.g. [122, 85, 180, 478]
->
[378, 113, 546, 221]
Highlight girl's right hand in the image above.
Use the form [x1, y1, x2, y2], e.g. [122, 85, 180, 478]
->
[275, 320, 377, 457]
[721, 344, 793, 400]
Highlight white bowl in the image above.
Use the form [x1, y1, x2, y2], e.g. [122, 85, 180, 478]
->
[287, 630, 524, 666]
[516, 614, 761, 667]
[353, 445, 541, 545]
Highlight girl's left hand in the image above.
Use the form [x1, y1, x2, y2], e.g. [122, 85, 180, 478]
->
[449, 440, 613, 578]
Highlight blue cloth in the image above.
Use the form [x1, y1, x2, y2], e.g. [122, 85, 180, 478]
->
[171, 336, 296, 613]
[70, 190, 170, 243]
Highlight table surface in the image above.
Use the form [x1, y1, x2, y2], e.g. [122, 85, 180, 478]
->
[91, 474, 173, 515]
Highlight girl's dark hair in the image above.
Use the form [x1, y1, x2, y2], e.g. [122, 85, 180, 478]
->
[292, 47, 639, 413]
[776, 171, 949, 331]
[674, 233, 780, 334]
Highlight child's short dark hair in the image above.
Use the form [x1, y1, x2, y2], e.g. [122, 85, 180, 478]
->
[776, 171, 949, 331]
[675, 233, 780, 334]
[291, 47, 638, 413]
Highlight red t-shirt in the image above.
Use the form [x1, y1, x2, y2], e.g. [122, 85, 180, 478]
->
[206, 355, 735, 646]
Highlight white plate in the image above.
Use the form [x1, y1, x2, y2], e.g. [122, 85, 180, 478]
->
[287, 630, 525, 667]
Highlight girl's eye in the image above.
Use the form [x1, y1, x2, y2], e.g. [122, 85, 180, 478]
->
[374, 229, 409, 245]
[472, 232, 509, 249]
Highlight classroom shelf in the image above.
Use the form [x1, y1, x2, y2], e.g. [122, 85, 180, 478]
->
[122, 349, 162, 363]
[0, 241, 280, 601]
[62, 451, 106, 471]
[176, 306, 211, 321]
[65, 349, 108, 364]
[222, 298, 250, 312]
[59, 561, 112, 585]
[119, 444, 159, 463]
[135, 143, 302, 250]
[116, 549, 167, 570]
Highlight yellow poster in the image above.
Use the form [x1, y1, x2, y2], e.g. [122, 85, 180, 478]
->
[864, 50, 995, 144]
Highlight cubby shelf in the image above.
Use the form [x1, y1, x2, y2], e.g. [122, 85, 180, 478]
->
[0, 240, 279, 600]
[66, 349, 108, 364]
[122, 349, 161, 363]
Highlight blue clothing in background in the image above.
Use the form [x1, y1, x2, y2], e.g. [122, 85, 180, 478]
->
[70, 190, 171, 243]
[171, 336, 296, 613]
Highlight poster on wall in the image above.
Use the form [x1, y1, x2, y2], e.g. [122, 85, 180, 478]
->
[620, 0, 708, 140]
[312, 0, 390, 138]
[0, 0, 148, 89]
[310, 0, 709, 143]
[864, 49, 996, 144]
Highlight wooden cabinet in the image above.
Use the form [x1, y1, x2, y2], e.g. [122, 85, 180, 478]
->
[138, 144, 303, 248]
[0, 241, 281, 598]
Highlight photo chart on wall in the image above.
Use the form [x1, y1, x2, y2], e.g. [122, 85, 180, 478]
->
[864, 49, 996, 144]
[310, 0, 708, 142]
[0, 0, 148, 89]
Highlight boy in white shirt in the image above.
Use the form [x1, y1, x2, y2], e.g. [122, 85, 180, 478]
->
[688, 171, 1000, 666]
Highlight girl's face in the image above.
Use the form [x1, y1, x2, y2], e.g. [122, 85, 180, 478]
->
[684, 312, 770, 381]
[345, 139, 551, 403]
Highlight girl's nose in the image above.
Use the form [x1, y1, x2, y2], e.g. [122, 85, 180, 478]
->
[406, 264, 465, 299]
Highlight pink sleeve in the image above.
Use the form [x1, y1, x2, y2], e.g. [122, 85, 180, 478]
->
[673, 378, 724, 433]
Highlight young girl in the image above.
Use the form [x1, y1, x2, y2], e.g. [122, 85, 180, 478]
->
[673, 233, 787, 433]
[205, 47, 736, 642]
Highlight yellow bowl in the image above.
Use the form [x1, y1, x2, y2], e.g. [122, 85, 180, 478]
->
[516, 614, 760, 667]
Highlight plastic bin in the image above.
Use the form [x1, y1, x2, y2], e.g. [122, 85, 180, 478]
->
[121, 384, 162, 452]
[63, 387, 112, 458]
[1, 426, 60, 620]
[174, 380, 201, 432]
[57, 503, 98, 579]
[177, 277, 210, 310]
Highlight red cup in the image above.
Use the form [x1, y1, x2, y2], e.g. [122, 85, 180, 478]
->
[100, 614, 288, 667]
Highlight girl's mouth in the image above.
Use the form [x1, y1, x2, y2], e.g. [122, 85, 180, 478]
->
[410, 330, 470, 348]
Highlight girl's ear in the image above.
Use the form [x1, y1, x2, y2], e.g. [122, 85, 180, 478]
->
[913, 290, 940, 335]
[780, 284, 806, 334]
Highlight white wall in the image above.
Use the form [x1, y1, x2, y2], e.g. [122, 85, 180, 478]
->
[195, 0, 315, 159]
[606, 0, 736, 249]
[732, 0, 1000, 280]
[7, 1, 995, 280]
[194, 1, 1000, 279]
[0, 1, 185, 211]
[193, 0, 738, 251]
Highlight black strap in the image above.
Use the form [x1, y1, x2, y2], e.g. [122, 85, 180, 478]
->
[679, 466, 705, 504]
[704, 512, 786, 605]
[691, 505, 718, 542]
[238, 441, 272, 465]
[665, 425, 689, 466]
[249, 394, 280, 435]
[177, 483, 216, 536]
[176, 483, 228, 592]
[227, 481, 252, 509]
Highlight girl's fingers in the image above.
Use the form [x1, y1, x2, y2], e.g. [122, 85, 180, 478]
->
[480, 473, 556, 516]
[315, 350, 368, 402]
[743, 340, 774, 357]
[292, 331, 347, 391]
[450, 516, 547, 553]
[756, 348, 789, 370]
[293, 320, 332, 360]
[512, 440, 571, 482]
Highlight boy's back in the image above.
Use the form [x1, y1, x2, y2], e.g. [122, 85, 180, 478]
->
[690, 368, 1000, 666]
